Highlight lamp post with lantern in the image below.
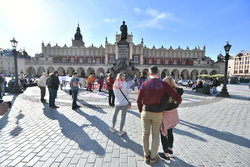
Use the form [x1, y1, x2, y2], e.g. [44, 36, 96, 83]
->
[217, 42, 232, 97]
[10, 37, 21, 93]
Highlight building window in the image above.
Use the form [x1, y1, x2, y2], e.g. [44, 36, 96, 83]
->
[165, 59, 168, 64]
[79, 58, 83, 63]
[70, 58, 74, 63]
[182, 60, 186, 64]
[149, 59, 152, 64]
[62, 57, 66, 62]
[198, 60, 201, 64]
[88, 58, 92, 63]
[45, 57, 48, 61]
[173, 60, 177, 65]
[110, 56, 115, 63]
[134, 56, 139, 64]
[157, 59, 161, 64]
[207, 60, 210, 64]
[96, 58, 100, 64]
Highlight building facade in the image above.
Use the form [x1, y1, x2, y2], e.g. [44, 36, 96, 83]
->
[0, 49, 29, 76]
[24, 24, 220, 80]
[231, 51, 250, 77]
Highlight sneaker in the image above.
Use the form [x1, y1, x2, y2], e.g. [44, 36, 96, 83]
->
[158, 153, 170, 163]
[118, 130, 126, 136]
[109, 127, 115, 133]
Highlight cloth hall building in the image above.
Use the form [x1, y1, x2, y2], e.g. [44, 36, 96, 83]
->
[25, 24, 220, 80]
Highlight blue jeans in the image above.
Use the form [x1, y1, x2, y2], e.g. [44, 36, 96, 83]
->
[72, 89, 78, 108]
[112, 105, 129, 131]
[48, 88, 57, 107]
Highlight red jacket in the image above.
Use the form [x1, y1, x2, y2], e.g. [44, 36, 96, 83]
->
[106, 78, 115, 89]
[137, 78, 182, 112]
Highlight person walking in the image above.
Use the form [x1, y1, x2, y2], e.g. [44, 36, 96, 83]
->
[138, 71, 148, 90]
[109, 73, 131, 136]
[37, 72, 48, 103]
[106, 73, 115, 107]
[47, 71, 60, 108]
[87, 74, 95, 92]
[98, 73, 104, 92]
[137, 66, 182, 164]
[158, 76, 183, 163]
[70, 72, 80, 110]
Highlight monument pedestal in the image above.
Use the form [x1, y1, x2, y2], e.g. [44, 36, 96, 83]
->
[109, 40, 135, 79]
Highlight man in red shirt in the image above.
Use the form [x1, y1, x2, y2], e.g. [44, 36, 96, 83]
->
[137, 66, 182, 164]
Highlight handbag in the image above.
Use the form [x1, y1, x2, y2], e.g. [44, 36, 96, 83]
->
[69, 89, 72, 95]
[119, 88, 131, 109]
[162, 108, 180, 132]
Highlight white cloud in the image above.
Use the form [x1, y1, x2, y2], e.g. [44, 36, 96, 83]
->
[103, 18, 117, 23]
[134, 8, 180, 28]
[134, 8, 142, 14]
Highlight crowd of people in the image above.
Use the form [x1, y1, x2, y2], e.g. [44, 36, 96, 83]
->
[34, 66, 184, 164]
[190, 78, 221, 95]
[2, 66, 205, 164]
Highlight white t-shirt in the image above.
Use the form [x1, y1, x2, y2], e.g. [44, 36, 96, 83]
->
[113, 80, 131, 106]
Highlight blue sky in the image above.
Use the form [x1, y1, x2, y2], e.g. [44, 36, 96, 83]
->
[0, 0, 249, 60]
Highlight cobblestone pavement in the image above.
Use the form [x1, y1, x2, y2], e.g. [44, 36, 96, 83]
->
[0, 84, 249, 167]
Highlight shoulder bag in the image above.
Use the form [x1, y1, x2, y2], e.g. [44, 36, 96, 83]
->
[119, 88, 131, 109]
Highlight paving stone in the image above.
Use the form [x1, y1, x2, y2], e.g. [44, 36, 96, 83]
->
[0, 85, 249, 167]
[60, 157, 72, 167]
[26, 156, 41, 166]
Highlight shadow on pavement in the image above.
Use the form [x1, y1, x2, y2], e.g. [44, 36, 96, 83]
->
[0, 94, 18, 131]
[10, 110, 24, 137]
[127, 109, 140, 118]
[76, 108, 144, 156]
[180, 120, 250, 148]
[155, 156, 196, 167]
[174, 128, 207, 142]
[229, 95, 250, 101]
[42, 104, 105, 156]
[78, 99, 106, 114]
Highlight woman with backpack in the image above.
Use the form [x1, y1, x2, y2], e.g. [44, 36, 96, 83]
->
[158, 76, 183, 163]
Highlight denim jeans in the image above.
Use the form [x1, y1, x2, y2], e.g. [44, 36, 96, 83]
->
[108, 89, 115, 106]
[112, 105, 129, 131]
[72, 89, 78, 108]
[39, 86, 46, 101]
[48, 88, 57, 107]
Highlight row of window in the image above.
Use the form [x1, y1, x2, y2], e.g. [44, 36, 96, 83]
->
[234, 70, 249, 74]
[45, 49, 105, 56]
[55, 57, 102, 64]
[234, 65, 250, 69]
[0, 66, 14, 70]
[108, 55, 191, 65]
[235, 61, 250, 65]
[0, 61, 13, 65]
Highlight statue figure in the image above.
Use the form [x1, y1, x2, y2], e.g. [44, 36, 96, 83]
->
[120, 21, 127, 41]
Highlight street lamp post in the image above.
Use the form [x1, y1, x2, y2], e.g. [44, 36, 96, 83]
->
[217, 42, 232, 97]
[10, 37, 21, 93]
